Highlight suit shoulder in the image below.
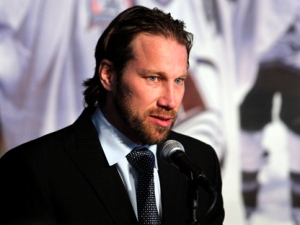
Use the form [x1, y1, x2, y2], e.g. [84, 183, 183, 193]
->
[0, 125, 74, 165]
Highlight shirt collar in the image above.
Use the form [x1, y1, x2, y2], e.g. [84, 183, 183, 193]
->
[91, 108, 157, 167]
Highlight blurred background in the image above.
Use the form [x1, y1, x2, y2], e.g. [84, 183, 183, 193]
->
[1, 0, 300, 224]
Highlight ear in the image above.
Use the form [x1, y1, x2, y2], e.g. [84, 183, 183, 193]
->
[99, 59, 115, 91]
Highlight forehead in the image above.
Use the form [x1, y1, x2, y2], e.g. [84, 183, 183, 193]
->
[130, 33, 188, 66]
[131, 33, 183, 52]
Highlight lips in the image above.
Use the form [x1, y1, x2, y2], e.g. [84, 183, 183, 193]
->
[149, 115, 173, 127]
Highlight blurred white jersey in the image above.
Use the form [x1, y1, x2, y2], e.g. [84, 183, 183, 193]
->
[0, 0, 131, 150]
[233, 0, 300, 101]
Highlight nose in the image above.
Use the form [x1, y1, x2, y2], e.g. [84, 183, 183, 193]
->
[157, 83, 178, 109]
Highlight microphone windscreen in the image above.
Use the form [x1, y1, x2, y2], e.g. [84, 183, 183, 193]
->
[160, 140, 185, 163]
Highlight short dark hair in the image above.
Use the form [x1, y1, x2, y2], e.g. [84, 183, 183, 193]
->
[83, 5, 193, 110]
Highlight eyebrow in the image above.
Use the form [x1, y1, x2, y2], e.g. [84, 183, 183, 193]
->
[141, 69, 189, 78]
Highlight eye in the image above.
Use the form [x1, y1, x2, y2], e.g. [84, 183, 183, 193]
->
[149, 76, 158, 82]
[174, 78, 184, 84]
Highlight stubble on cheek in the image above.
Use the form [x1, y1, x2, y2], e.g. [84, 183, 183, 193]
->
[115, 78, 178, 144]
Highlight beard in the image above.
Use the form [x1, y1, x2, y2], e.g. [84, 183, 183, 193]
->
[114, 78, 177, 145]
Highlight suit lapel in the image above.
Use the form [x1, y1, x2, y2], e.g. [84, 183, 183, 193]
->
[64, 110, 137, 225]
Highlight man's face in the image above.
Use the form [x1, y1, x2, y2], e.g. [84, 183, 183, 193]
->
[105, 33, 188, 144]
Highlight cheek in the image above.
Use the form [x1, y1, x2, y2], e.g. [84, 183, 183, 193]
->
[176, 87, 185, 105]
[134, 85, 158, 103]
[132, 92, 157, 110]
[121, 86, 149, 110]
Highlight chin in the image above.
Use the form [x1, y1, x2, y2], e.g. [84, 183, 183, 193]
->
[147, 131, 170, 145]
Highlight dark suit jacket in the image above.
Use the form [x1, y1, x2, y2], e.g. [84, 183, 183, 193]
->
[0, 109, 224, 225]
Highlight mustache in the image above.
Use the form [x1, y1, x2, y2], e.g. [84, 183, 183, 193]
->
[147, 107, 177, 118]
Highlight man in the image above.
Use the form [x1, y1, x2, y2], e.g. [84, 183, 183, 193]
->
[0, 6, 224, 225]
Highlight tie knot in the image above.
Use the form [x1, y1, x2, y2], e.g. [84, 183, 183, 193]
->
[126, 148, 155, 174]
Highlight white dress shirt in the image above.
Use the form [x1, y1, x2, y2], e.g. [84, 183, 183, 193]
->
[91, 108, 162, 218]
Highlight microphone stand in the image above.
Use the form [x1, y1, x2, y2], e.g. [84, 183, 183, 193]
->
[187, 179, 199, 225]
[164, 148, 218, 224]
[186, 169, 218, 225]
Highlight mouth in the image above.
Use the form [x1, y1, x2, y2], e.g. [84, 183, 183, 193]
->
[149, 115, 174, 128]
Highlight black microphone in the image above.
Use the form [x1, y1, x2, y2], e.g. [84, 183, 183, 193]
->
[160, 140, 216, 195]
